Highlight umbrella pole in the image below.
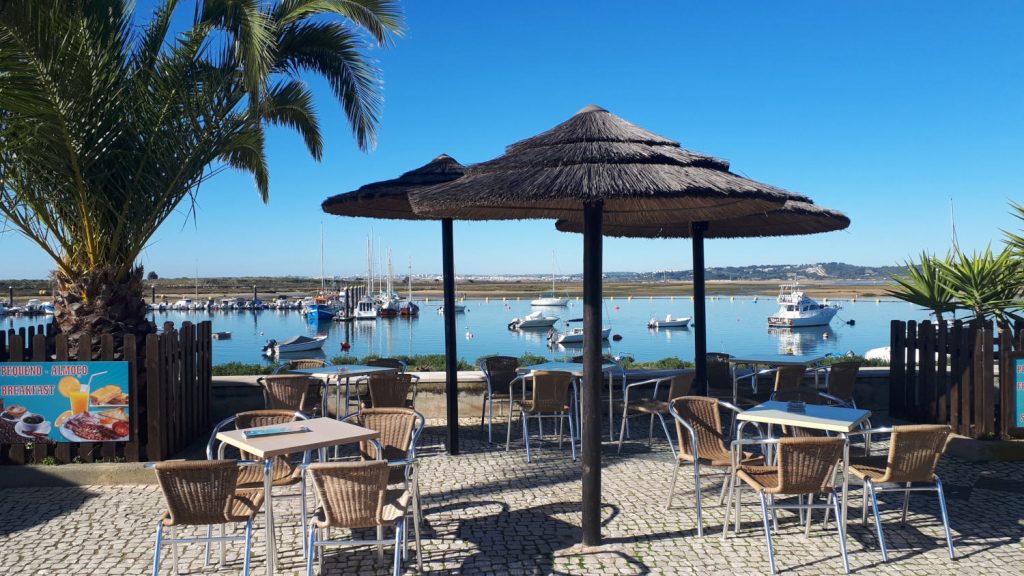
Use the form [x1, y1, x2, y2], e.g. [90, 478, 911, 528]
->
[442, 219, 460, 455]
[691, 221, 708, 393]
[582, 200, 603, 546]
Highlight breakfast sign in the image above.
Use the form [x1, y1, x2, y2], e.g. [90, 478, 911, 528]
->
[0, 362, 130, 443]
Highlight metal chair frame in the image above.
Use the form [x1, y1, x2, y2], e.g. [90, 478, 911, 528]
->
[846, 426, 956, 562]
[723, 437, 850, 575]
[506, 371, 577, 463]
[479, 355, 520, 443]
[667, 398, 746, 536]
[617, 375, 693, 458]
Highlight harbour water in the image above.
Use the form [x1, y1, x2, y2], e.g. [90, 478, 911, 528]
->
[4, 296, 928, 366]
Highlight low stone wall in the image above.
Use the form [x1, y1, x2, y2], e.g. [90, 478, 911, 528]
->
[213, 367, 893, 421]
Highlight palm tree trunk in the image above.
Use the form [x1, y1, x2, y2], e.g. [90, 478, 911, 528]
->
[53, 265, 153, 352]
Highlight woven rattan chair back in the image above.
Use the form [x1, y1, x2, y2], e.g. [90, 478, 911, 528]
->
[308, 460, 389, 529]
[367, 373, 414, 408]
[881, 425, 951, 484]
[772, 388, 824, 405]
[351, 408, 415, 462]
[826, 361, 860, 403]
[706, 353, 732, 395]
[155, 460, 241, 526]
[773, 437, 844, 494]
[666, 373, 696, 401]
[367, 358, 407, 372]
[527, 371, 574, 413]
[287, 359, 326, 370]
[672, 396, 727, 460]
[773, 365, 807, 392]
[233, 410, 301, 483]
[260, 374, 314, 411]
[481, 356, 520, 396]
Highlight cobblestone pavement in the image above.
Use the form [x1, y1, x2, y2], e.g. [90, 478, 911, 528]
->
[1, 418, 1022, 575]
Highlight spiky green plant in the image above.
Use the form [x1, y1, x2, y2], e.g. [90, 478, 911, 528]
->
[0, 0, 402, 341]
[935, 246, 1022, 328]
[887, 251, 957, 322]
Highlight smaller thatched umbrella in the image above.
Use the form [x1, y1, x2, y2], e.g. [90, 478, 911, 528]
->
[554, 199, 850, 393]
[322, 154, 468, 454]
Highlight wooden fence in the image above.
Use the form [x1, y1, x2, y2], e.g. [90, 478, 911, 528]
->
[0, 320, 212, 464]
[890, 319, 1019, 439]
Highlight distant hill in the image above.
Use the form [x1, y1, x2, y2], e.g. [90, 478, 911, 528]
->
[603, 262, 902, 282]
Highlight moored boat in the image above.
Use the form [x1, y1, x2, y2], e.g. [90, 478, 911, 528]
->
[648, 314, 690, 328]
[549, 319, 610, 344]
[767, 283, 840, 327]
[262, 334, 327, 356]
[508, 310, 559, 330]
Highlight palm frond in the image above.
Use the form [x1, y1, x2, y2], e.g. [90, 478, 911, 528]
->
[263, 79, 323, 159]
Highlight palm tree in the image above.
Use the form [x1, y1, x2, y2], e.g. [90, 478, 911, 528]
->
[0, 0, 403, 342]
[887, 251, 957, 322]
[935, 246, 1021, 328]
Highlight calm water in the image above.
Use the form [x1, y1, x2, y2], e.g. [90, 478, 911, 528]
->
[4, 296, 928, 366]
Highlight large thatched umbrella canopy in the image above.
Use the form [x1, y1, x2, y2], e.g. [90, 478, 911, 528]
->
[408, 104, 812, 546]
[554, 199, 850, 238]
[321, 154, 469, 455]
[556, 199, 850, 401]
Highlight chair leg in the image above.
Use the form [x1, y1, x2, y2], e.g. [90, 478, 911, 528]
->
[568, 410, 577, 461]
[693, 460, 704, 537]
[936, 477, 956, 560]
[413, 482, 424, 573]
[901, 482, 911, 524]
[759, 490, 778, 575]
[170, 525, 178, 575]
[648, 414, 656, 447]
[243, 518, 253, 576]
[505, 405, 515, 452]
[656, 414, 676, 459]
[866, 479, 889, 561]
[301, 473, 309, 560]
[558, 412, 564, 449]
[523, 412, 532, 463]
[617, 411, 628, 454]
[392, 520, 403, 576]
[862, 483, 870, 526]
[152, 522, 163, 576]
[718, 468, 729, 505]
[220, 523, 226, 565]
[668, 460, 681, 507]
[832, 489, 851, 574]
[204, 525, 212, 566]
[305, 524, 316, 576]
[733, 483, 744, 535]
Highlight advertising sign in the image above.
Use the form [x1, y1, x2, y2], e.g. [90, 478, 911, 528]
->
[0, 362, 130, 443]
[1015, 356, 1024, 431]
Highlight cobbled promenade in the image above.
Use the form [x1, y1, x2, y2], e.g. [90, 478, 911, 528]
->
[1, 418, 1021, 575]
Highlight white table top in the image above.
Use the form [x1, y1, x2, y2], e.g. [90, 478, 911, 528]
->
[215, 417, 379, 459]
[728, 355, 828, 367]
[518, 361, 618, 376]
[288, 365, 399, 378]
[737, 401, 871, 433]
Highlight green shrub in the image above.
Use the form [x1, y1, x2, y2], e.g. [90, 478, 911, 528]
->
[212, 362, 278, 376]
[40, 456, 59, 466]
[822, 354, 889, 367]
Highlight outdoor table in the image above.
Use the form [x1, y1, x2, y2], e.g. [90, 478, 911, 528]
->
[215, 417, 380, 576]
[288, 364, 399, 419]
[727, 354, 828, 405]
[735, 401, 872, 539]
[518, 361, 619, 442]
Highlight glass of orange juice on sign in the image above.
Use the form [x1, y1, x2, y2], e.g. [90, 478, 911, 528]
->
[61, 376, 88, 415]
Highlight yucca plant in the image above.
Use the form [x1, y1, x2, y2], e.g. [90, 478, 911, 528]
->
[887, 251, 957, 322]
[0, 0, 402, 342]
[935, 246, 1022, 328]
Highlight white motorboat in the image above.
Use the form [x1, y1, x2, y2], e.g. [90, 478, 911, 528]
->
[549, 319, 610, 344]
[262, 335, 327, 356]
[171, 298, 193, 311]
[648, 314, 690, 328]
[354, 296, 378, 319]
[508, 310, 559, 330]
[767, 283, 840, 327]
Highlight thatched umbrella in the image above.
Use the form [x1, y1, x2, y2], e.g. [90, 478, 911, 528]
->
[555, 200, 851, 389]
[322, 154, 468, 454]
[409, 105, 811, 545]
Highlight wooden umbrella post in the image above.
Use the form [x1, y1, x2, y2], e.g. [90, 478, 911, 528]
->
[442, 218, 460, 455]
[582, 200, 604, 546]
[691, 221, 708, 392]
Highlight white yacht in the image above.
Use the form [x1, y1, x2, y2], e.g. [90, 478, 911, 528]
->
[354, 296, 378, 319]
[647, 314, 690, 328]
[767, 283, 840, 327]
[508, 310, 559, 330]
[531, 252, 569, 306]
[549, 319, 610, 344]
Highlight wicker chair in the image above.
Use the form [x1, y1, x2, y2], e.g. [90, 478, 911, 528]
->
[207, 410, 312, 558]
[706, 352, 734, 400]
[825, 361, 860, 407]
[363, 373, 416, 408]
[151, 460, 263, 576]
[772, 365, 807, 393]
[305, 461, 411, 576]
[276, 358, 327, 373]
[668, 396, 755, 536]
[506, 370, 576, 462]
[617, 373, 695, 458]
[258, 374, 320, 414]
[275, 359, 328, 415]
[728, 436, 850, 575]
[479, 356, 520, 443]
[846, 425, 954, 561]
[341, 407, 426, 571]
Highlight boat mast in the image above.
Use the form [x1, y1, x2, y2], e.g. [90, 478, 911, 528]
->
[320, 222, 325, 293]
[408, 257, 413, 301]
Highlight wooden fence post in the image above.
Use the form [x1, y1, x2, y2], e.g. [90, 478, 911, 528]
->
[919, 321, 935, 422]
[146, 333, 163, 462]
[890, 320, 906, 418]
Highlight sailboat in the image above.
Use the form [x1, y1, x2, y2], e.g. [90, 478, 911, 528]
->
[306, 223, 337, 321]
[354, 234, 379, 319]
[531, 251, 569, 306]
[399, 257, 419, 317]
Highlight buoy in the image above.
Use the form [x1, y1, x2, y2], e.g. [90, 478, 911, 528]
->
[465, 328, 473, 339]
[627, 296, 632, 301]
[730, 296, 734, 302]
[612, 334, 623, 341]
[485, 297, 489, 302]
[614, 305, 620, 310]
[823, 333, 830, 340]
[341, 341, 351, 351]
[875, 298, 880, 304]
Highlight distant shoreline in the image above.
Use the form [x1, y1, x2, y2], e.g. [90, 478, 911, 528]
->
[2, 278, 895, 302]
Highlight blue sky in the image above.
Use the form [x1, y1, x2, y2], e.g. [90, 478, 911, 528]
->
[4, 0, 1024, 279]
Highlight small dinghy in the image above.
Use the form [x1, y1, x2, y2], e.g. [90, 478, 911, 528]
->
[648, 314, 691, 329]
[262, 335, 327, 356]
